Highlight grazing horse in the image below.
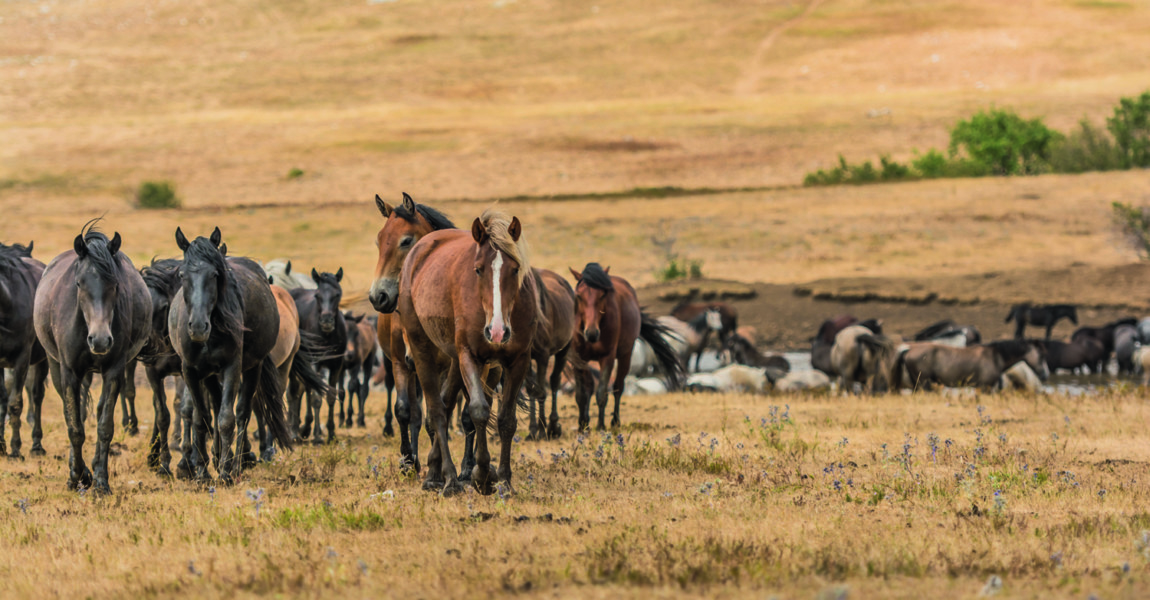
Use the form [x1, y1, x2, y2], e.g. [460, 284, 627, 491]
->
[670, 301, 737, 368]
[34, 226, 151, 493]
[135, 258, 186, 474]
[289, 269, 347, 445]
[830, 325, 900, 393]
[0, 242, 49, 458]
[1071, 318, 1138, 373]
[399, 209, 539, 496]
[1006, 304, 1078, 339]
[723, 334, 790, 382]
[340, 312, 378, 428]
[525, 268, 576, 441]
[369, 192, 455, 470]
[1032, 338, 1107, 374]
[570, 263, 685, 431]
[901, 340, 1049, 391]
[170, 227, 292, 484]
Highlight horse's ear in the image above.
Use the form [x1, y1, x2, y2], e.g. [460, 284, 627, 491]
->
[74, 234, 87, 258]
[335, 267, 343, 282]
[402, 192, 416, 214]
[311, 268, 321, 283]
[26, 241, 32, 254]
[219, 242, 228, 257]
[569, 267, 582, 281]
[471, 218, 488, 245]
[604, 266, 611, 275]
[508, 216, 522, 242]
[209, 227, 222, 248]
[375, 194, 392, 218]
[268, 275, 274, 285]
[175, 228, 190, 252]
[284, 260, 292, 275]
[108, 232, 122, 255]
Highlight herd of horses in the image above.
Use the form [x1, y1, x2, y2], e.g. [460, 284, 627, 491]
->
[1, 197, 1146, 497]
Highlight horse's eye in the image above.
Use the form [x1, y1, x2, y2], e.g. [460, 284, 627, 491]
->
[399, 236, 414, 248]
[474, 266, 482, 275]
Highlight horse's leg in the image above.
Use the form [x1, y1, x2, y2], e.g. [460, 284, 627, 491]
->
[287, 376, 303, 444]
[495, 354, 530, 495]
[459, 353, 496, 495]
[382, 357, 395, 437]
[459, 392, 476, 484]
[594, 356, 616, 431]
[192, 377, 218, 482]
[27, 361, 47, 456]
[56, 361, 93, 490]
[91, 367, 123, 495]
[547, 345, 570, 439]
[525, 357, 542, 441]
[414, 355, 462, 495]
[574, 365, 592, 432]
[145, 365, 172, 476]
[325, 365, 341, 444]
[302, 380, 315, 441]
[308, 371, 325, 445]
[234, 368, 259, 476]
[176, 380, 197, 480]
[611, 350, 633, 429]
[336, 367, 347, 427]
[121, 359, 139, 436]
[0, 369, 9, 456]
[171, 377, 184, 449]
[393, 358, 417, 471]
[344, 363, 358, 428]
[214, 363, 241, 485]
[3, 361, 30, 457]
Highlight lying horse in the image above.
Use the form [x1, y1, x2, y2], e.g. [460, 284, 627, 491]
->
[1006, 304, 1077, 340]
[723, 333, 790, 382]
[901, 340, 1049, 391]
[686, 364, 769, 394]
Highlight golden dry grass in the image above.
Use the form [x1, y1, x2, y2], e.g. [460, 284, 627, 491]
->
[5, 385, 1150, 599]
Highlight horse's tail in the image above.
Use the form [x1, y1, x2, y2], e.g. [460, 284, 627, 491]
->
[639, 311, 686, 391]
[253, 355, 294, 450]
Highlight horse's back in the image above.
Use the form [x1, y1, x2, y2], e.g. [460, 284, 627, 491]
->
[268, 285, 301, 368]
[231, 259, 280, 364]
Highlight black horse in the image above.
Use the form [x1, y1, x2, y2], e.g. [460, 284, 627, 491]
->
[1070, 317, 1138, 373]
[289, 268, 347, 445]
[135, 258, 185, 475]
[0, 242, 49, 458]
[340, 312, 378, 429]
[34, 225, 152, 493]
[170, 228, 292, 484]
[1005, 304, 1078, 339]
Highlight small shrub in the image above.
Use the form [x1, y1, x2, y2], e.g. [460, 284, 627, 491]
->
[948, 108, 1062, 175]
[879, 155, 912, 180]
[1111, 201, 1150, 259]
[1107, 91, 1150, 168]
[656, 258, 703, 282]
[1048, 119, 1123, 173]
[287, 167, 305, 179]
[136, 180, 180, 209]
[912, 149, 949, 178]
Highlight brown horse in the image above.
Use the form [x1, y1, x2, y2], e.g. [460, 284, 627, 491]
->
[368, 192, 455, 471]
[525, 268, 576, 441]
[399, 209, 539, 496]
[339, 312, 378, 428]
[671, 300, 737, 370]
[901, 340, 1050, 392]
[570, 263, 684, 431]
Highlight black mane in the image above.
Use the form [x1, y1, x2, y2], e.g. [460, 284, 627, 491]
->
[987, 339, 1033, 361]
[395, 201, 456, 231]
[141, 258, 182, 296]
[183, 237, 244, 342]
[313, 271, 343, 290]
[0, 242, 28, 274]
[579, 263, 613, 292]
[80, 228, 120, 284]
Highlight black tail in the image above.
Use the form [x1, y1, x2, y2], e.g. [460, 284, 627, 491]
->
[291, 331, 331, 398]
[639, 311, 686, 390]
[253, 356, 293, 450]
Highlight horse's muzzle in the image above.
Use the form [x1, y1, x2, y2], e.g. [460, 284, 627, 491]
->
[320, 319, 336, 334]
[484, 324, 511, 345]
[87, 333, 114, 355]
[369, 279, 398, 314]
[188, 322, 211, 343]
[584, 328, 600, 344]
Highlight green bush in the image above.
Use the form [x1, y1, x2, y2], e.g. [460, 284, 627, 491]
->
[948, 109, 1061, 175]
[136, 181, 180, 209]
[287, 167, 305, 179]
[879, 155, 911, 181]
[1048, 119, 1123, 173]
[911, 149, 949, 178]
[656, 258, 703, 282]
[1107, 91, 1150, 168]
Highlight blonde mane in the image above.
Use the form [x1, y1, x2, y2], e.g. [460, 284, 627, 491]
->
[480, 208, 531, 288]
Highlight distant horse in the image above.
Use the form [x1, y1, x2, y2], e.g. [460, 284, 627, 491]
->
[914, 320, 982, 346]
[686, 364, 770, 394]
[1114, 324, 1138, 375]
[525, 268, 576, 441]
[634, 315, 704, 374]
[914, 320, 956, 341]
[775, 370, 832, 392]
[170, 227, 292, 484]
[262, 259, 316, 290]
[399, 209, 539, 496]
[0, 242, 48, 458]
[1138, 318, 1150, 345]
[830, 325, 900, 393]
[723, 333, 790, 382]
[369, 193, 455, 471]
[671, 301, 737, 368]
[340, 312, 378, 428]
[34, 225, 152, 493]
[811, 316, 880, 375]
[901, 340, 1049, 391]
[1032, 338, 1107, 374]
[1072, 317, 1138, 372]
[1006, 304, 1078, 339]
[289, 268, 347, 445]
[570, 263, 685, 432]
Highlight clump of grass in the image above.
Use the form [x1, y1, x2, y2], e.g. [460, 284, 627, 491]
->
[287, 167, 305, 179]
[136, 180, 180, 209]
[655, 258, 704, 282]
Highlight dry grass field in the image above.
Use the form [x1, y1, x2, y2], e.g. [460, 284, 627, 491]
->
[5, 0, 1150, 597]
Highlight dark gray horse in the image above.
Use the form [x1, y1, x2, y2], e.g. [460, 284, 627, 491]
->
[136, 258, 185, 475]
[289, 268, 347, 445]
[170, 227, 292, 484]
[1006, 304, 1078, 339]
[34, 226, 151, 493]
[0, 242, 49, 458]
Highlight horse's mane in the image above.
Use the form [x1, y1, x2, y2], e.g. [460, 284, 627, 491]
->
[480, 208, 530, 288]
[397, 200, 456, 231]
[141, 258, 182, 296]
[579, 262, 613, 292]
[0, 242, 29, 275]
[184, 237, 244, 342]
[78, 225, 120, 285]
[313, 270, 343, 291]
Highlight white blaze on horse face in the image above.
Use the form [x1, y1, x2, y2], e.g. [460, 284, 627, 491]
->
[705, 309, 723, 331]
[489, 250, 506, 343]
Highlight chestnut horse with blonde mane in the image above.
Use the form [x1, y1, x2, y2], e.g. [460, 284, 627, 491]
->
[369, 192, 455, 471]
[399, 209, 538, 496]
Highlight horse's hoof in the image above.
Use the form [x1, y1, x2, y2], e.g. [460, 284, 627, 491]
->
[155, 464, 174, 478]
[217, 473, 235, 487]
[261, 448, 276, 463]
[422, 478, 446, 492]
[30, 446, 46, 457]
[93, 481, 113, 497]
[471, 473, 495, 496]
[383, 424, 395, 437]
[175, 460, 193, 481]
[357, 420, 366, 429]
[127, 426, 139, 437]
[547, 422, 563, 439]
[610, 418, 621, 429]
[442, 478, 466, 498]
[496, 480, 516, 498]
[310, 436, 325, 447]
[241, 452, 258, 469]
[7, 451, 23, 461]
